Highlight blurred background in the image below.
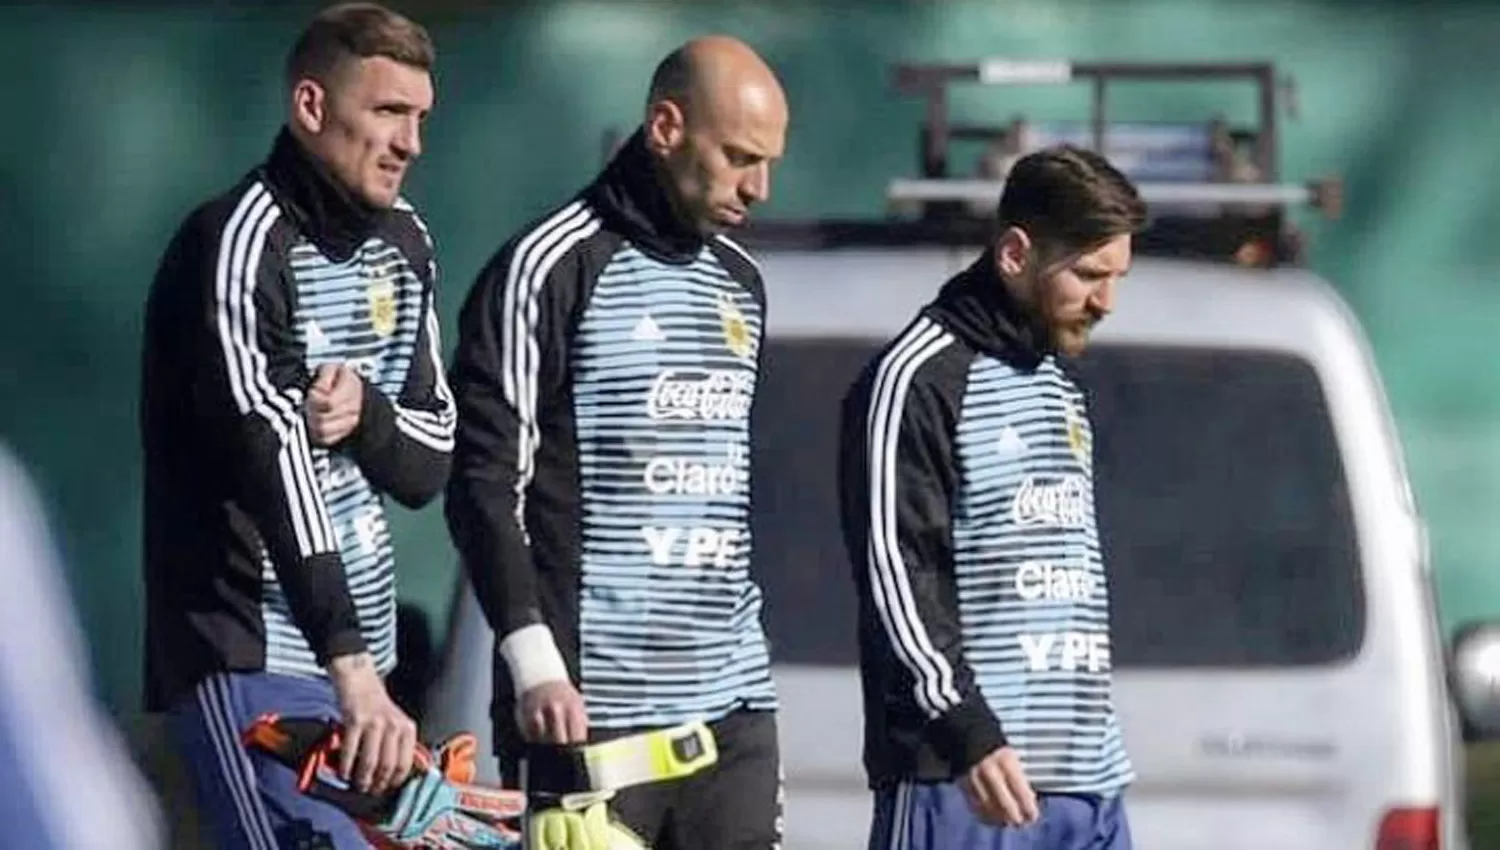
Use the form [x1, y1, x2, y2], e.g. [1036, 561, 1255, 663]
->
[4, 0, 1500, 776]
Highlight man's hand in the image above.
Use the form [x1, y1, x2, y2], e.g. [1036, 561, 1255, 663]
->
[517, 680, 589, 745]
[960, 746, 1039, 828]
[328, 652, 417, 796]
[306, 363, 364, 447]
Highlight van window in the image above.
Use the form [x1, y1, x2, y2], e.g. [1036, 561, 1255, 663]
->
[751, 339, 1365, 668]
[1081, 344, 1365, 667]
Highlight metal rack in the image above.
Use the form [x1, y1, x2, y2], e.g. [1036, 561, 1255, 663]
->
[884, 58, 1342, 224]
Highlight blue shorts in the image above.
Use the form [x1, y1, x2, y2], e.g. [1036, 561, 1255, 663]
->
[869, 781, 1132, 850]
[167, 672, 370, 850]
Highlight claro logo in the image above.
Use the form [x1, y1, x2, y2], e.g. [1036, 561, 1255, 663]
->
[646, 370, 753, 422]
[643, 456, 745, 497]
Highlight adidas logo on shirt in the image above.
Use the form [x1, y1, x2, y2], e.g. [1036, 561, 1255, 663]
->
[632, 313, 666, 343]
[996, 425, 1028, 458]
[305, 320, 330, 353]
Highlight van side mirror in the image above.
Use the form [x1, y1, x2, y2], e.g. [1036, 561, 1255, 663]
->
[1449, 620, 1500, 741]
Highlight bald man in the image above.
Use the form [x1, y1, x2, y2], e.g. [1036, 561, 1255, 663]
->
[445, 36, 789, 849]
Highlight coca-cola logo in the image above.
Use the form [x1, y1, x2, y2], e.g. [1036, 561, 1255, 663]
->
[1009, 474, 1089, 528]
[646, 369, 753, 422]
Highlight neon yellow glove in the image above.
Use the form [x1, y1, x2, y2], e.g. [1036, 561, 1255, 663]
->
[527, 793, 647, 850]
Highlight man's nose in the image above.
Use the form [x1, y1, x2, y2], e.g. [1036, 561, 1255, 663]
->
[393, 119, 421, 159]
[1089, 276, 1116, 316]
[740, 163, 770, 204]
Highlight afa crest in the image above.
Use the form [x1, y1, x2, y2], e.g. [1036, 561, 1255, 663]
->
[366, 278, 397, 338]
[1065, 399, 1092, 470]
[717, 293, 754, 361]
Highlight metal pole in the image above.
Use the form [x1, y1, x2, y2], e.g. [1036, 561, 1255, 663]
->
[1258, 64, 1278, 181]
[888, 178, 1315, 207]
[1092, 77, 1107, 154]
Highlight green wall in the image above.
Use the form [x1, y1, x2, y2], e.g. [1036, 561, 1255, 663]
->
[6, 0, 1500, 716]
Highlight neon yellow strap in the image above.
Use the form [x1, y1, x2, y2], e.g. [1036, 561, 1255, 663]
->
[580, 720, 718, 791]
[523, 724, 713, 850]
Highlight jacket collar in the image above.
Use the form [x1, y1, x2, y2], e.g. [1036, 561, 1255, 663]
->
[262, 128, 389, 262]
[923, 249, 1049, 369]
[584, 128, 705, 263]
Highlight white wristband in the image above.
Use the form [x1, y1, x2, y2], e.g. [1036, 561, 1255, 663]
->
[499, 623, 570, 693]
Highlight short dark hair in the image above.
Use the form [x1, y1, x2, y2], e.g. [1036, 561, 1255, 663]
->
[285, 3, 434, 90]
[997, 144, 1148, 256]
[646, 46, 695, 112]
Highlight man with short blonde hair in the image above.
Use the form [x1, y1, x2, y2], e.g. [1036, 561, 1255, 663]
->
[140, 4, 453, 847]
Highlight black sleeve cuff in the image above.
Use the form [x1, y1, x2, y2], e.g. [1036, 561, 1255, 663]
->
[315, 628, 370, 667]
[283, 552, 369, 667]
[932, 694, 1008, 773]
[346, 381, 397, 457]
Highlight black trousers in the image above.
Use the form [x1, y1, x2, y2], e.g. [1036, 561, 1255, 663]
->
[609, 708, 782, 850]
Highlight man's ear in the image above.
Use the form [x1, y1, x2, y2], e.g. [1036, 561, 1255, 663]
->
[290, 78, 328, 135]
[994, 226, 1033, 281]
[644, 98, 686, 157]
